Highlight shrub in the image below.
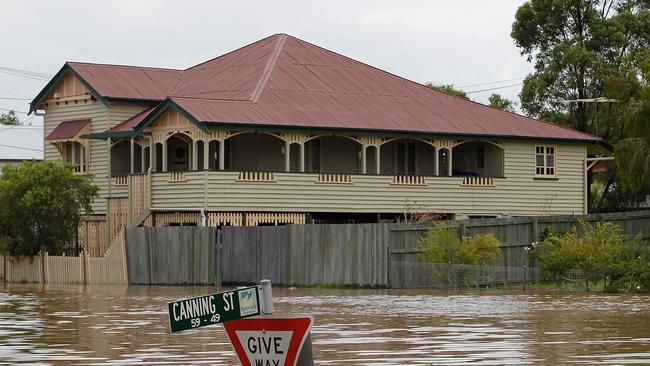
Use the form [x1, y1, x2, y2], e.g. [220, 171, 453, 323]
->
[0, 161, 98, 256]
[418, 222, 502, 265]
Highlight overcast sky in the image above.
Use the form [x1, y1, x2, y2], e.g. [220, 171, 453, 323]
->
[1, 0, 532, 129]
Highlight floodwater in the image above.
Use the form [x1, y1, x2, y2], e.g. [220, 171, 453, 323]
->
[0, 285, 649, 365]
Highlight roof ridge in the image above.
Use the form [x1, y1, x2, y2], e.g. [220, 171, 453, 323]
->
[67, 61, 181, 72]
[250, 34, 287, 102]
[279, 35, 597, 137]
[183, 34, 279, 72]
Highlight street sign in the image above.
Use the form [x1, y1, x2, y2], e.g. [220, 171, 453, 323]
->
[223, 315, 313, 366]
[167, 286, 261, 333]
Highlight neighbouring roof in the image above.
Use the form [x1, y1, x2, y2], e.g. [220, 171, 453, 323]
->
[0, 126, 43, 161]
[45, 119, 90, 140]
[106, 107, 155, 134]
[35, 34, 602, 144]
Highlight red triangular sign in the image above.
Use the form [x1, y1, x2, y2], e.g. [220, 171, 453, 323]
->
[224, 315, 313, 366]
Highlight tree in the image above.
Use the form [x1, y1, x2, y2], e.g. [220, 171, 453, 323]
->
[0, 110, 20, 125]
[513, 1, 650, 211]
[425, 82, 470, 100]
[488, 93, 517, 112]
[512, 0, 649, 133]
[0, 161, 99, 256]
[418, 222, 502, 265]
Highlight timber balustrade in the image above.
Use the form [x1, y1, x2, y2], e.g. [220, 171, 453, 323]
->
[391, 175, 427, 186]
[238, 171, 276, 182]
[461, 176, 496, 187]
[168, 171, 186, 182]
[114, 176, 128, 186]
[317, 173, 353, 184]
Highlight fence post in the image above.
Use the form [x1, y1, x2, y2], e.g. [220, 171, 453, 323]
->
[447, 261, 453, 290]
[215, 228, 222, 288]
[523, 265, 527, 292]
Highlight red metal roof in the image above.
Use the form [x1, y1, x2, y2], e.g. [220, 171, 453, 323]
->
[107, 107, 156, 133]
[45, 119, 90, 140]
[65, 34, 599, 142]
[68, 62, 182, 101]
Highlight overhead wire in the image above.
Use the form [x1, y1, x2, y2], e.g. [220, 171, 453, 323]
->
[0, 143, 43, 152]
[458, 77, 525, 89]
[466, 83, 523, 94]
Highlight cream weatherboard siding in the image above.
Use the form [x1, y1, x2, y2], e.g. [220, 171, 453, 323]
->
[43, 101, 109, 214]
[43, 101, 148, 214]
[148, 141, 587, 217]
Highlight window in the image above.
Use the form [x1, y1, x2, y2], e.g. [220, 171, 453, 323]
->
[61, 141, 87, 174]
[535, 145, 556, 177]
[395, 142, 416, 175]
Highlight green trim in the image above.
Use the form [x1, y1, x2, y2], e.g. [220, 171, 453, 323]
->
[81, 131, 134, 140]
[133, 99, 209, 134]
[201, 121, 606, 147]
[105, 97, 163, 105]
[29, 63, 109, 114]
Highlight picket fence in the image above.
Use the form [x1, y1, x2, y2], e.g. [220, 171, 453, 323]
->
[2, 229, 128, 285]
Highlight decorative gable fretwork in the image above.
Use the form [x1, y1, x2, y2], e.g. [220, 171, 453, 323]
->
[435, 138, 464, 150]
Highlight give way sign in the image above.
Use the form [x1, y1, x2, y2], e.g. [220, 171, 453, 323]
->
[223, 314, 313, 366]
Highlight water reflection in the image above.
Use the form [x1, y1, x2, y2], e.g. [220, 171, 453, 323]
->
[0, 284, 649, 365]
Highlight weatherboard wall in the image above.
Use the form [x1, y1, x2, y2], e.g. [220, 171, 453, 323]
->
[43, 99, 148, 214]
[149, 141, 586, 216]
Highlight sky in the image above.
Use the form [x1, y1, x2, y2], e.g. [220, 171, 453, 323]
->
[0, 0, 533, 140]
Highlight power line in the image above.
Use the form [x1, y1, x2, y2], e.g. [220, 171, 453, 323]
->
[0, 66, 52, 78]
[0, 143, 43, 152]
[0, 107, 28, 114]
[0, 97, 31, 100]
[458, 77, 525, 89]
[0, 115, 39, 133]
[466, 83, 523, 94]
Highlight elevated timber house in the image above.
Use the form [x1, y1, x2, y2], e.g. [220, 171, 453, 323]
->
[31, 34, 610, 242]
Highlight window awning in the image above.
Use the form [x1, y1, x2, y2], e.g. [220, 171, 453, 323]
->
[45, 119, 90, 141]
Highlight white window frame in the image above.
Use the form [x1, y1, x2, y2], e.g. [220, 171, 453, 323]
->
[61, 141, 88, 174]
[535, 145, 556, 177]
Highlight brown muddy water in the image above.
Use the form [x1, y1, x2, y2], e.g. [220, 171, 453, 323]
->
[0, 285, 649, 365]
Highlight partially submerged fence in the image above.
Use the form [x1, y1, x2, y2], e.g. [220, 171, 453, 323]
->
[125, 227, 216, 285]
[2, 230, 128, 285]
[220, 224, 388, 287]
[390, 261, 587, 289]
[5, 210, 649, 288]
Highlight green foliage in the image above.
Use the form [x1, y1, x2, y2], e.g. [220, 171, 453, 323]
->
[512, 0, 650, 133]
[488, 93, 517, 112]
[0, 161, 99, 256]
[0, 110, 20, 125]
[424, 82, 470, 100]
[530, 220, 650, 292]
[418, 222, 502, 265]
[512, 0, 650, 210]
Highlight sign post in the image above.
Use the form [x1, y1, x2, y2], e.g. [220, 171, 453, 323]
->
[223, 314, 314, 366]
[167, 286, 261, 333]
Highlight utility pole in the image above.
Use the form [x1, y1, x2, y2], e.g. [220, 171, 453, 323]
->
[555, 97, 618, 135]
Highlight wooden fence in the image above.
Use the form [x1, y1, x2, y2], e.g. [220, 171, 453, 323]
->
[2, 230, 128, 285]
[78, 216, 108, 257]
[220, 224, 388, 287]
[125, 227, 217, 285]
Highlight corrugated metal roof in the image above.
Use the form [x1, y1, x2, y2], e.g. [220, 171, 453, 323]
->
[68, 62, 182, 101]
[54, 34, 599, 142]
[45, 119, 90, 140]
[107, 107, 155, 133]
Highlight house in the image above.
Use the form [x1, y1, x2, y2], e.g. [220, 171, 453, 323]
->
[0, 126, 43, 173]
[30, 34, 610, 235]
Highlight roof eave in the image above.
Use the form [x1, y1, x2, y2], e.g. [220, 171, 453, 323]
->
[29, 63, 110, 114]
[200, 121, 603, 145]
